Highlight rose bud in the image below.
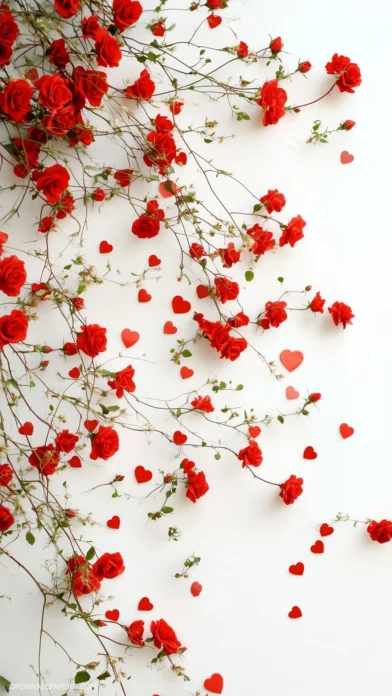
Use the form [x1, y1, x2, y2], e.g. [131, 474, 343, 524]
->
[92, 188, 106, 201]
[341, 120, 356, 130]
[115, 474, 124, 481]
[63, 342, 78, 356]
[164, 474, 173, 483]
[72, 297, 84, 310]
[308, 393, 321, 403]
[298, 61, 311, 74]
[293, 107, 301, 113]
[40, 360, 49, 368]
[65, 508, 78, 519]
[270, 36, 283, 53]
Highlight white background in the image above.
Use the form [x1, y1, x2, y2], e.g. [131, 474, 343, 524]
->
[2, 0, 392, 695]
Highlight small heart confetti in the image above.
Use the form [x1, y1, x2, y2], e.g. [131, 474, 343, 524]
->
[173, 430, 187, 445]
[340, 423, 354, 439]
[286, 386, 299, 400]
[204, 673, 224, 694]
[280, 350, 304, 372]
[106, 515, 120, 529]
[303, 446, 317, 460]
[180, 366, 194, 379]
[163, 321, 177, 335]
[134, 465, 153, 484]
[341, 150, 354, 164]
[320, 523, 334, 537]
[99, 240, 113, 254]
[207, 14, 222, 29]
[18, 422, 34, 436]
[248, 425, 261, 438]
[138, 596, 153, 611]
[288, 606, 302, 619]
[138, 288, 152, 303]
[121, 329, 139, 348]
[191, 581, 203, 597]
[172, 295, 191, 314]
[105, 609, 120, 621]
[289, 562, 304, 576]
[310, 540, 324, 554]
[148, 254, 161, 267]
[196, 284, 209, 299]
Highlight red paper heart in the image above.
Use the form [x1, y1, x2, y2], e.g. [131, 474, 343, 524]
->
[84, 419, 98, 433]
[121, 329, 139, 348]
[180, 366, 194, 379]
[196, 284, 209, 299]
[99, 240, 113, 254]
[173, 430, 187, 445]
[248, 426, 261, 438]
[18, 421, 34, 436]
[341, 150, 354, 164]
[105, 609, 120, 621]
[340, 423, 354, 439]
[163, 321, 177, 335]
[191, 581, 203, 597]
[107, 515, 120, 529]
[289, 562, 304, 576]
[286, 386, 299, 400]
[207, 14, 222, 29]
[204, 673, 224, 694]
[68, 455, 82, 468]
[288, 606, 302, 619]
[280, 350, 304, 372]
[320, 523, 334, 537]
[148, 254, 161, 267]
[25, 67, 39, 81]
[310, 540, 324, 554]
[159, 181, 178, 198]
[172, 295, 191, 314]
[135, 465, 153, 484]
[69, 367, 80, 379]
[303, 446, 317, 460]
[138, 596, 153, 611]
[138, 289, 152, 303]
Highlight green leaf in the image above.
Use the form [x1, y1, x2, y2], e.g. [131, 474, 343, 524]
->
[236, 384, 244, 391]
[245, 270, 254, 282]
[162, 506, 174, 514]
[214, 453, 221, 460]
[86, 546, 95, 561]
[26, 531, 35, 545]
[0, 676, 11, 693]
[74, 671, 90, 685]
[182, 350, 192, 358]
[236, 112, 250, 121]
[277, 277, 284, 283]
[253, 203, 262, 212]
[97, 671, 111, 681]
[277, 415, 284, 424]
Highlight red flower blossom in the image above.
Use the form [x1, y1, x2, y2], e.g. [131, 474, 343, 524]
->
[309, 292, 325, 313]
[257, 80, 287, 126]
[367, 520, 392, 544]
[263, 300, 287, 328]
[126, 69, 155, 100]
[325, 54, 361, 93]
[260, 189, 286, 213]
[151, 20, 165, 36]
[94, 29, 122, 68]
[237, 41, 249, 57]
[279, 215, 306, 248]
[0, 464, 13, 486]
[108, 364, 136, 398]
[0, 255, 26, 297]
[55, 429, 79, 453]
[114, 169, 134, 187]
[191, 395, 214, 412]
[29, 445, 60, 476]
[227, 312, 249, 328]
[127, 620, 145, 646]
[77, 324, 107, 358]
[54, 0, 80, 19]
[308, 392, 321, 403]
[280, 475, 303, 505]
[270, 36, 283, 53]
[341, 119, 356, 130]
[72, 67, 108, 107]
[0, 309, 28, 350]
[150, 619, 182, 655]
[33, 164, 70, 204]
[93, 551, 125, 580]
[189, 242, 206, 259]
[186, 469, 209, 503]
[238, 440, 262, 468]
[219, 243, 240, 268]
[113, 0, 142, 32]
[0, 79, 33, 122]
[82, 15, 100, 39]
[248, 224, 275, 255]
[0, 504, 14, 532]
[328, 301, 354, 329]
[90, 426, 119, 461]
[214, 277, 239, 303]
[298, 61, 312, 73]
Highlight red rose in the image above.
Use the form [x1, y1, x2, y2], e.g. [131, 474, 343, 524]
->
[299, 61, 312, 74]
[126, 69, 155, 100]
[367, 520, 392, 544]
[92, 188, 106, 201]
[29, 444, 60, 476]
[63, 342, 77, 356]
[189, 243, 206, 259]
[114, 169, 134, 187]
[108, 364, 136, 398]
[328, 301, 354, 329]
[127, 620, 145, 646]
[309, 292, 325, 313]
[0, 7, 19, 46]
[219, 243, 240, 268]
[279, 215, 306, 248]
[191, 395, 214, 412]
[325, 54, 361, 93]
[260, 189, 286, 213]
[1, 79, 33, 122]
[72, 568, 101, 596]
[72, 297, 84, 310]
[186, 469, 209, 503]
[38, 216, 55, 233]
[93, 551, 125, 580]
[144, 131, 176, 173]
[308, 392, 321, 403]
[0, 255, 26, 297]
[169, 100, 183, 115]
[280, 475, 303, 505]
[221, 336, 247, 361]
[95, 29, 122, 68]
[264, 300, 287, 328]
[33, 164, 70, 204]
[48, 38, 70, 68]
[54, 0, 80, 18]
[228, 312, 249, 328]
[0, 504, 14, 532]
[257, 80, 287, 126]
[55, 429, 79, 453]
[248, 225, 275, 255]
[341, 119, 355, 130]
[35, 74, 72, 111]
[77, 323, 107, 358]
[0, 463, 13, 486]
[0, 309, 28, 349]
[237, 41, 249, 57]
[238, 439, 262, 468]
[155, 114, 173, 132]
[150, 619, 182, 655]
[151, 20, 165, 36]
[132, 214, 160, 239]
[214, 277, 239, 303]
[72, 67, 108, 107]
[42, 106, 78, 136]
[270, 36, 283, 53]
[113, 0, 142, 32]
[90, 425, 119, 461]
[0, 39, 12, 67]
[82, 15, 100, 38]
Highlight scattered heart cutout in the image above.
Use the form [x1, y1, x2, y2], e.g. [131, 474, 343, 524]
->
[68, 455, 82, 468]
[286, 386, 299, 400]
[340, 423, 354, 439]
[69, 367, 80, 379]
[99, 240, 113, 254]
[191, 581, 203, 597]
[172, 295, 191, 314]
[121, 329, 139, 348]
[148, 254, 161, 267]
[107, 515, 120, 529]
[320, 523, 334, 537]
[207, 14, 222, 29]
[288, 606, 302, 619]
[84, 419, 98, 433]
[341, 150, 354, 164]
[180, 366, 194, 379]
[25, 67, 39, 82]
[204, 673, 224, 694]
[173, 430, 187, 445]
[159, 180, 178, 198]
[138, 596, 153, 611]
[303, 446, 317, 460]
[196, 284, 209, 299]
[134, 465, 153, 484]
[310, 540, 324, 554]
[138, 288, 152, 303]
[18, 421, 34, 436]
[289, 562, 304, 576]
[163, 321, 177, 335]
[105, 609, 120, 621]
[248, 425, 261, 438]
[280, 350, 304, 372]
